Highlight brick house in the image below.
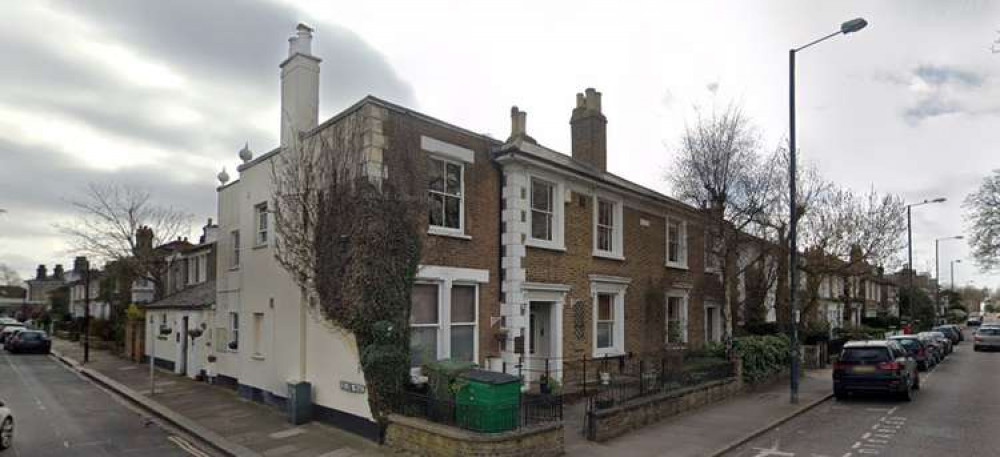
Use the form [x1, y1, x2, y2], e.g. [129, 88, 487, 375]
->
[209, 24, 726, 439]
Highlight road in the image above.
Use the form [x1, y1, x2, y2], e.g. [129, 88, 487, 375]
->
[0, 351, 209, 456]
[723, 330, 1000, 457]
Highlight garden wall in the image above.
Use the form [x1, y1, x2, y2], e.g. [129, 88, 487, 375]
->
[385, 414, 564, 457]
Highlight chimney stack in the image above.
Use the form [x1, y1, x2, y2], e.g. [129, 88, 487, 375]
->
[280, 23, 321, 149]
[570, 88, 607, 171]
[53, 264, 64, 280]
[36, 264, 47, 280]
[73, 256, 88, 274]
[136, 226, 154, 255]
[507, 106, 536, 144]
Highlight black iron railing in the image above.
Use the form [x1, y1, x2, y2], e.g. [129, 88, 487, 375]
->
[585, 356, 735, 411]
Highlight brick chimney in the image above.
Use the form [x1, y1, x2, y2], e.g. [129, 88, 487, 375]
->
[507, 106, 536, 144]
[53, 264, 64, 280]
[280, 23, 321, 149]
[73, 256, 88, 274]
[36, 264, 47, 280]
[570, 88, 607, 171]
[135, 226, 154, 255]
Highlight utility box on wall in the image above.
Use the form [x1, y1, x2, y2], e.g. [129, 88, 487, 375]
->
[287, 380, 313, 425]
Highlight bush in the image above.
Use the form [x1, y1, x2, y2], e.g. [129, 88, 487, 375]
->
[832, 325, 884, 342]
[732, 334, 790, 385]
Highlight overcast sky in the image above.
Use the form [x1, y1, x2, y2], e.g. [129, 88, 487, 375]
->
[1, 0, 998, 291]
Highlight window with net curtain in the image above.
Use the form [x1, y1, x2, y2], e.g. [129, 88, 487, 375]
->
[450, 285, 476, 362]
[410, 284, 439, 367]
[596, 293, 614, 349]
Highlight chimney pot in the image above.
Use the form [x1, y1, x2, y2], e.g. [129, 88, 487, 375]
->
[507, 106, 535, 144]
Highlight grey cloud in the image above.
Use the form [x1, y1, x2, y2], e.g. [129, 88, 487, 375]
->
[904, 96, 962, 121]
[913, 64, 984, 87]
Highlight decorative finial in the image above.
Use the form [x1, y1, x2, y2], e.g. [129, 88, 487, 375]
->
[239, 142, 253, 163]
[217, 167, 230, 185]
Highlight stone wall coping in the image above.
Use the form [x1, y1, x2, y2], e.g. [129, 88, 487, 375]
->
[387, 414, 562, 442]
[592, 377, 736, 419]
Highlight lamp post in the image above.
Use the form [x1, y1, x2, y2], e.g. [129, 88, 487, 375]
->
[934, 236, 963, 323]
[904, 198, 946, 323]
[788, 16, 868, 405]
[82, 258, 91, 364]
[951, 259, 962, 290]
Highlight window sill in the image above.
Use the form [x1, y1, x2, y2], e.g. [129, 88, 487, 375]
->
[251, 354, 265, 361]
[592, 251, 625, 261]
[665, 262, 689, 271]
[428, 227, 471, 240]
[156, 336, 169, 341]
[252, 243, 268, 250]
[593, 348, 626, 358]
[526, 240, 566, 252]
[229, 266, 240, 271]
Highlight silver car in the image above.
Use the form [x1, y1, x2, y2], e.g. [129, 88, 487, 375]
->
[974, 327, 1000, 351]
[0, 399, 12, 451]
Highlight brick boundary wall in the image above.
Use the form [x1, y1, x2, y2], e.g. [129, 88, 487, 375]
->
[586, 377, 742, 442]
[385, 414, 564, 457]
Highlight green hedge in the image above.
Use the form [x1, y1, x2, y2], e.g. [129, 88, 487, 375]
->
[732, 334, 790, 385]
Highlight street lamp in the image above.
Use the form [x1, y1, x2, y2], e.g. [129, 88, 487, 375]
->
[951, 259, 962, 290]
[788, 16, 868, 405]
[904, 198, 946, 323]
[935, 235, 963, 323]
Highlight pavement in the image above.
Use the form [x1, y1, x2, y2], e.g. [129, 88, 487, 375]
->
[562, 367, 835, 457]
[51, 338, 384, 457]
[723, 328, 994, 457]
[0, 350, 195, 456]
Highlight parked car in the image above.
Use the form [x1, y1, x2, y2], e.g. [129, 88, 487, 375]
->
[5, 331, 50, 354]
[888, 335, 932, 371]
[0, 327, 24, 346]
[834, 340, 919, 401]
[920, 331, 952, 356]
[944, 324, 965, 342]
[932, 331, 954, 354]
[916, 333, 943, 366]
[0, 399, 11, 451]
[973, 327, 1000, 351]
[933, 325, 961, 345]
[968, 316, 982, 326]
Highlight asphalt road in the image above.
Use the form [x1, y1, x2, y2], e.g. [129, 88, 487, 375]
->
[0, 351, 206, 456]
[723, 329, 1000, 457]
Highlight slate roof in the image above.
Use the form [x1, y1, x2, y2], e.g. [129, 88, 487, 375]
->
[144, 280, 215, 310]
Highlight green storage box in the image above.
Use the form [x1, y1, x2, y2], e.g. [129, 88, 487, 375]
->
[455, 369, 521, 433]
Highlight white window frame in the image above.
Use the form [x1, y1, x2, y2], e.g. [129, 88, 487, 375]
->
[665, 290, 689, 344]
[230, 230, 240, 269]
[590, 278, 628, 357]
[427, 155, 468, 239]
[410, 282, 442, 368]
[592, 194, 624, 260]
[666, 218, 688, 269]
[526, 173, 565, 251]
[410, 281, 480, 366]
[254, 202, 269, 246]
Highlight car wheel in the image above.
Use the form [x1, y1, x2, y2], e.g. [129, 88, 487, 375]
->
[1, 417, 13, 450]
[834, 388, 848, 400]
[899, 383, 913, 402]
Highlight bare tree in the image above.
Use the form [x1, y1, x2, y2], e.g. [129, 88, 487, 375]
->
[0, 264, 22, 287]
[965, 169, 1000, 271]
[57, 182, 192, 295]
[670, 102, 776, 343]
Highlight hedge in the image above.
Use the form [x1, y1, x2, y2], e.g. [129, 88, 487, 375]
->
[732, 334, 790, 385]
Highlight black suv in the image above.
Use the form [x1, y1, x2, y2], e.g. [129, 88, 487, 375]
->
[834, 340, 919, 401]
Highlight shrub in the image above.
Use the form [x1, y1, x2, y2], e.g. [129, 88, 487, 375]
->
[732, 334, 790, 385]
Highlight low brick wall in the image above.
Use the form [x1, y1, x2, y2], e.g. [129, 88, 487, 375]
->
[385, 414, 564, 457]
[586, 378, 741, 442]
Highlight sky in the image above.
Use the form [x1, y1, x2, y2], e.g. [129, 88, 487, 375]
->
[0, 0, 998, 291]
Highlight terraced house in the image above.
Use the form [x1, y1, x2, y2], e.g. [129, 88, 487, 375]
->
[208, 24, 725, 440]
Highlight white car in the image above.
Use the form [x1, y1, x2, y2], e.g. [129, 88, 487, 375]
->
[0, 400, 11, 451]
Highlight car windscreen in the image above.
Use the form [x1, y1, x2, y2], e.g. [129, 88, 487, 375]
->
[18, 332, 41, 341]
[841, 347, 891, 362]
[977, 328, 1000, 336]
[892, 339, 920, 350]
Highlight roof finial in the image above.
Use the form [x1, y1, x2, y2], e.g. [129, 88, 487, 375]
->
[217, 167, 230, 185]
[239, 141, 253, 163]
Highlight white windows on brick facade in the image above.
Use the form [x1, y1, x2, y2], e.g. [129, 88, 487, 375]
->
[596, 293, 614, 349]
[255, 202, 268, 245]
[666, 294, 688, 344]
[530, 178, 554, 241]
[410, 283, 439, 368]
[450, 285, 476, 362]
[427, 157, 463, 231]
[597, 199, 614, 252]
[666, 219, 688, 268]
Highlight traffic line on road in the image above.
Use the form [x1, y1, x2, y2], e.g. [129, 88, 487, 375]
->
[169, 435, 211, 457]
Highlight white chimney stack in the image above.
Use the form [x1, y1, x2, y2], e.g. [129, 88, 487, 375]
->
[280, 23, 321, 149]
